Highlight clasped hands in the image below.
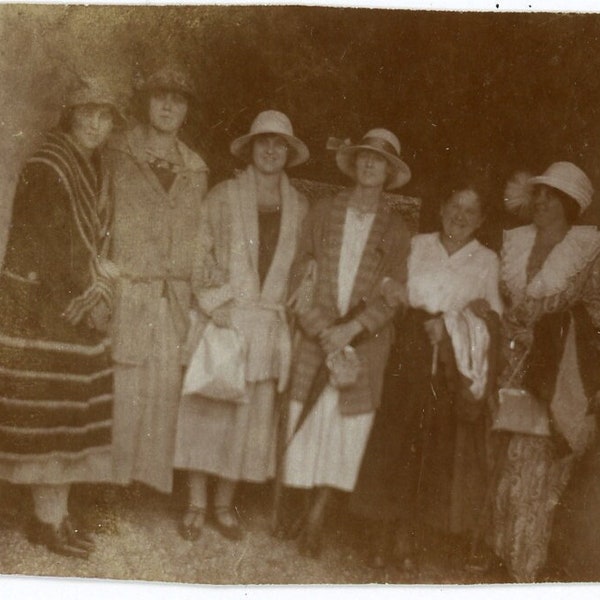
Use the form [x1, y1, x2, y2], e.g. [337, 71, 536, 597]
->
[318, 320, 363, 355]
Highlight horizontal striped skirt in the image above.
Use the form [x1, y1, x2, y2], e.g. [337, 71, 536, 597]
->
[0, 331, 113, 484]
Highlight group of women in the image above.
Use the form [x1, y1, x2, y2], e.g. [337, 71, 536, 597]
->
[0, 66, 599, 583]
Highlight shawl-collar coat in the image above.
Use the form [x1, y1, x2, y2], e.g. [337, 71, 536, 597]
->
[191, 166, 308, 389]
[288, 191, 411, 415]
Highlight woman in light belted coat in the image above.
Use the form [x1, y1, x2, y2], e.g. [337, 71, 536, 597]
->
[108, 67, 208, 494]
[173, 110, 309, 542]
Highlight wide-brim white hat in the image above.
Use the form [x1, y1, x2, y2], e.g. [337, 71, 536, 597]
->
[335, 128, 411, 190]
[528, 161, 593, 213]
[230, 110, 309, 168]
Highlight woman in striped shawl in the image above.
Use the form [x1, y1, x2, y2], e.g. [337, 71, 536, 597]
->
[0, 77, 123, 558]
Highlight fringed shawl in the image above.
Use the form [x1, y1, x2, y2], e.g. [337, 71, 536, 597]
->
[28, 132, 114, 324]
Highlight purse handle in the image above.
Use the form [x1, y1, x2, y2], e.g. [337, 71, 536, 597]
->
[503, 338, 531, 389]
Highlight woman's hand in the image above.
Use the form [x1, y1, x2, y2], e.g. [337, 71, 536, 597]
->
[424, 316, 446, 346]
[467, 298, 492, 319]
[380, 277, 407, 309]
[86, 299, 111, 332]
[319, 320, 364, 355]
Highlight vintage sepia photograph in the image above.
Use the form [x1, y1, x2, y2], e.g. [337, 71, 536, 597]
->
[1, 2, 600, 593]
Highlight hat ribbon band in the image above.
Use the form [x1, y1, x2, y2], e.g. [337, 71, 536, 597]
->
[360, 136, 399, 157]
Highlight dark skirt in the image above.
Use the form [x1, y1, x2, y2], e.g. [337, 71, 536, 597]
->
[349, 309, 488, 536]
[0, 272, 113, 484]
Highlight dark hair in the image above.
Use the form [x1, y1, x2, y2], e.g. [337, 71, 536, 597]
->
[442, 179, 490, 216]
[58, 107, 75, 132]
[58, 104, 124, 133]
[534, 184, 580, 225]
[132, 88, 192, 126]
[237, 133, 296, 167]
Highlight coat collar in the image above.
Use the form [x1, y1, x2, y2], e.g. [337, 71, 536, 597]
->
[502, 224, 600, 301]
[109, 125, 208, 201]
[229, 165, 301, 302]
[324, 191, 390, 314]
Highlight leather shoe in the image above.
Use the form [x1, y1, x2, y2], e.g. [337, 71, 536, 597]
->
[63, 515, 95, 552]
[212, 506, 244, 541]
[178, 505, 206, 541]
[26, 516, 90, 559]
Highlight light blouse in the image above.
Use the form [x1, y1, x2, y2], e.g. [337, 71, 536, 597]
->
[408, 232, 502, 315]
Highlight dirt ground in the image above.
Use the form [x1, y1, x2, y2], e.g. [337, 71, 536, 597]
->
[0, 476, 551, 587]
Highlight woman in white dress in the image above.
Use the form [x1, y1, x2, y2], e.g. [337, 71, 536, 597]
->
[280, 129, 412, 557]
[173, 110, 309, 541]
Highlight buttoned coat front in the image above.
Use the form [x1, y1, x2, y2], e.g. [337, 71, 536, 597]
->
[288, 191, 411, 415]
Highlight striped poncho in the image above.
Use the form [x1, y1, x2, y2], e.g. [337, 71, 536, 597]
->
[0, 131, 114, 484]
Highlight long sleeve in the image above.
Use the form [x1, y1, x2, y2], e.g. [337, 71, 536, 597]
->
[296, 199, 338, 337]
[482, 254, 503, 316]
[5, 163, 92, 304]
[192, 182, 234, 316]
[355, 213, 411, 334]
[582, 254, 600, 331]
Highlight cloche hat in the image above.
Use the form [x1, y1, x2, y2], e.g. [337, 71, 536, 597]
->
[138, 66, 198, 102]
[65, 76, 127, 124]
[230, 110, 309, 168]
[334, 128, 411, 190]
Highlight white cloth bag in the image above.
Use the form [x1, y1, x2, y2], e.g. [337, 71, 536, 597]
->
[182, 321, 247, 401]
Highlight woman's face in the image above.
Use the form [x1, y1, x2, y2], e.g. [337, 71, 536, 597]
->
[148, 90, 188, 134]
[70, 104, 114, 152]
[252, 134, 289, 175]
[532, 185, 569, 230]
[440, 188, 484, 244]
[354, 150, 389, 189]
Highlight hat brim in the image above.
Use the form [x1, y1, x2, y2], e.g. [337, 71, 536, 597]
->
[336, 145, 411, 190]
[140, 83, 199, 103]
[65, 99, 127, 127]
[528, 174, 588, 213]
[230, 132, 309, 168]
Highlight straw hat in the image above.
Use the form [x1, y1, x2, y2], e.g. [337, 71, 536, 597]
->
[139, 66, 198, 102]
[528, 161, 593, 213]
[230, 110, 309, 168]
[335, 128, 411, 190]
[65, 77, 126, 124]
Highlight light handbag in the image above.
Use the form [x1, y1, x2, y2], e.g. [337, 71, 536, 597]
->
[182, 321, 247, 402]
[326, 345, 361, 389]
[492, 387, 551, 437]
